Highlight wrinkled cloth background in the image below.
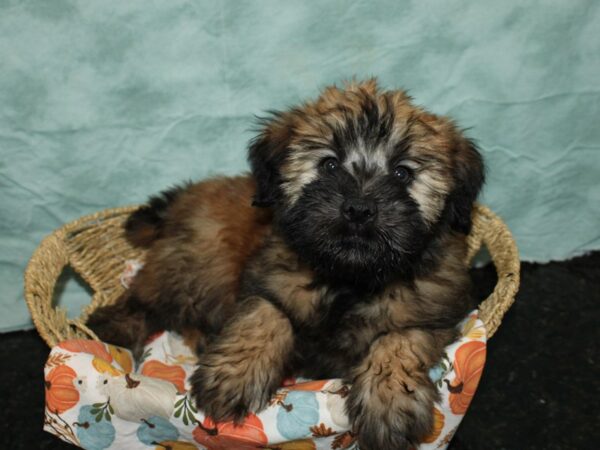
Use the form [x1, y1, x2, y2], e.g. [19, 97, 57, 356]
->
[1, 0, 599, 332]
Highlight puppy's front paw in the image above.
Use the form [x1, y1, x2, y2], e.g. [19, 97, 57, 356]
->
[347, 373, 437, 450]
[190, 350, 280, 423]
[190, 296, 293, 422]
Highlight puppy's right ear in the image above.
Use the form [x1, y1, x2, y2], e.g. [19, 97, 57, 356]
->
[445, 136, 485, 234]
[248, 112, 293, 207]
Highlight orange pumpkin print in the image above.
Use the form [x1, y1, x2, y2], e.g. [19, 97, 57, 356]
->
[58, 339, 113, 362]
[287, 379, 329, 391]
[193, 414, 268, 450]
[92, 356, 123, 376]
[141, 360, 186, 393]
[421, 407, 444, 443]
[108, 344, 133, 373]
[45, 365, 79, 413]
[446, 341, 486, 415]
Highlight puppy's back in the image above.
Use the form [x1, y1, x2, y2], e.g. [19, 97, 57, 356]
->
[125, 183, 190, 247]
[130, 176, 273, 334]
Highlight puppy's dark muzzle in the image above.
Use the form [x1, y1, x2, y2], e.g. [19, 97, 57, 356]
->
[341, 198, 378, 225]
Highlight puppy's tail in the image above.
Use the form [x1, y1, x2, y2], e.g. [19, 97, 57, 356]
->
[125, 183, 189, 247]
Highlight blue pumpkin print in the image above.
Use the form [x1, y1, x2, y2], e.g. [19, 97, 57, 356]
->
[75, 405, 116, 450]
[429, 363, 445, 383]
[276, 391, 320, 440]
[136, 415, 179, 445]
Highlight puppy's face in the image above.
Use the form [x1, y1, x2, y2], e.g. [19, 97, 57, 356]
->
[249, 80, 484, 286]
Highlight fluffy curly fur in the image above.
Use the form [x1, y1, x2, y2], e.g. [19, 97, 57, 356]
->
[87, 79, 484, 450]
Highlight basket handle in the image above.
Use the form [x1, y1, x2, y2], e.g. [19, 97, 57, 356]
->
[468, 205, 520, 339]
[24, 230, 98, 346]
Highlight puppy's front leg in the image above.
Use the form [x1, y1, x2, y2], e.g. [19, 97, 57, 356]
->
[190, 296, 294, 422]
[347, 329, 447, 450]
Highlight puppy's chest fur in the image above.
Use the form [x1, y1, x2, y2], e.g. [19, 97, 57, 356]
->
[240, 234, 471, 379]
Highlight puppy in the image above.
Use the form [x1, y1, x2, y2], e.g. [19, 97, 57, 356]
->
[87, 79, 484, 450]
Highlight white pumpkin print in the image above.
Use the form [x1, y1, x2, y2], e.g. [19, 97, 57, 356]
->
[324, 379, 351, 428]
[107, 373, 177, 422]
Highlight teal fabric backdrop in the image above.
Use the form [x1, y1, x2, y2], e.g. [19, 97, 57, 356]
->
[1, 0, 599, 332]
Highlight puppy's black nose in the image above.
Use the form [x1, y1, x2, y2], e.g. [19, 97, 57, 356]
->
[341, 198, 378, 224]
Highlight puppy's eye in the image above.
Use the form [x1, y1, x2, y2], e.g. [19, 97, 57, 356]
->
[321, 157, 339, 173]
[393, 165, 412, 183]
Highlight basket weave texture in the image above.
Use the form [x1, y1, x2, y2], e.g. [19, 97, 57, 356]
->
[24, 204, 520, 347]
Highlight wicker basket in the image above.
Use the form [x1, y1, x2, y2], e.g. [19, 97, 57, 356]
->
[24, 204, 520, 347]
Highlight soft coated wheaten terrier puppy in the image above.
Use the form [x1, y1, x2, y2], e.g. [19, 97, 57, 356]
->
[88, 79, 484, 450]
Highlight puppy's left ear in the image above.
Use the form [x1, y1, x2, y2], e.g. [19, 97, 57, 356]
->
[248, 113, 293, 207]
[445, 136, 485, 234]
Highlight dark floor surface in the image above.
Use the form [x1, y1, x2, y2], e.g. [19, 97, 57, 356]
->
[1, 252, 599, 449]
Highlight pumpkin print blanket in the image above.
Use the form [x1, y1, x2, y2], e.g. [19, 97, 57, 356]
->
[43, 308, 486, 450]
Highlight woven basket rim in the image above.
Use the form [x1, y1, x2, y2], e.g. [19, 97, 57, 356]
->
[24, 203, 520, 347]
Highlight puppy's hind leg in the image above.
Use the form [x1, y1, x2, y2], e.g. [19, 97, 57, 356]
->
[86, 293, 157, 360]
